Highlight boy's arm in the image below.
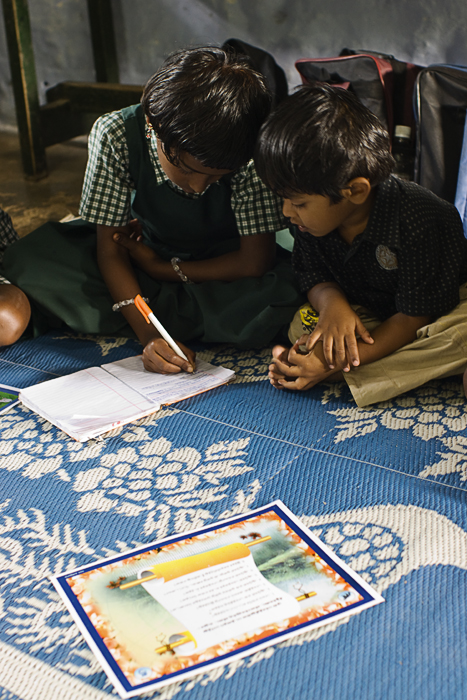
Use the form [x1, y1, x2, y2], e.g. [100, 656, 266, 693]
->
[350, 311, 431, 364]
[97, 225, 195, 373]
[302, 282, 374, 371]
[272, 310, 430, 391]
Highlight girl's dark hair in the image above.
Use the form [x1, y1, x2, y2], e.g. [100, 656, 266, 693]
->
[254, 84, 395, 202]
[142, 46, 272, 171]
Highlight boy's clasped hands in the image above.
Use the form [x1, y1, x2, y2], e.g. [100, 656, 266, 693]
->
[269, 291, 375, 391]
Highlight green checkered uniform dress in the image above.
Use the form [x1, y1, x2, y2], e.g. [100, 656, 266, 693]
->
[3, 106, 303, 345]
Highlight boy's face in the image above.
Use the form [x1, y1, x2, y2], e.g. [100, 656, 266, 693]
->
[157, 140, 232, 195]
[282, 192, 355, 238]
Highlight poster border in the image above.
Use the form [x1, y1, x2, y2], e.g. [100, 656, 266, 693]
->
[51, 500, 384, 698]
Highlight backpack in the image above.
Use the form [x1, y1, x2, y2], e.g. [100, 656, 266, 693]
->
[413, 64, 467, 204]
[295, 50, 423, 144]
[222, 38, 288, 107]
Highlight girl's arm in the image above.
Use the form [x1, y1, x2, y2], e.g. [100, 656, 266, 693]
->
[97, 224, 195, 373]
[112, 229, 277, 282]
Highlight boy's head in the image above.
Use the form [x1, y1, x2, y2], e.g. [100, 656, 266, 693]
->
[142, 46, 272, 172]
[254, 83, 395, 203]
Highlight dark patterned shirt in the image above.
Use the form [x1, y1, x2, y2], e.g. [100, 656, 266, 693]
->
[292, 176, 467, 319]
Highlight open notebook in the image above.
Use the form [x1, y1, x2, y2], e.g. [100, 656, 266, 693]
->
[19, 356, 234, 442]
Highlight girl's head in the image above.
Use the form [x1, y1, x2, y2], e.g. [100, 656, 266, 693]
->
[254, 83, 395, 203]
[142, 46, 271, 171]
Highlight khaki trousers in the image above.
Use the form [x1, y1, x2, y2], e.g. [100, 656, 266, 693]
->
[288, 283, 467, 407]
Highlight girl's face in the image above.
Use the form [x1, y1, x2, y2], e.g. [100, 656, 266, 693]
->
[157, 139, 232, 195]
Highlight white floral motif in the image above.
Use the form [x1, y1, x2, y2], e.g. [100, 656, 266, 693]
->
[0, 503, 94, 659]
[327, 383, 465, 444]
[72, 434, 257, 537]
[197, 347, 271, 383]
[418, 435, 467, 481]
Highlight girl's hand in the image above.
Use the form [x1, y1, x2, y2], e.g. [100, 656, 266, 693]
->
[113, 231, 164, 278]
[299, 306, 373, 372]
[127, 218, 143, 240]
[142, 337, 196, 374]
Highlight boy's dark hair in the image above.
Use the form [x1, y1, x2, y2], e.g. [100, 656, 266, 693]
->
[254, 84, 395, 202]
[142, 46, 272, 171]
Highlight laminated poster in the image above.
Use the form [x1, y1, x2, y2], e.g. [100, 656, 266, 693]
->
[51, 501, 384, 698]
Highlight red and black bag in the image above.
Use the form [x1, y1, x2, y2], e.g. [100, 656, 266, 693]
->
[295, 49, 422, 146]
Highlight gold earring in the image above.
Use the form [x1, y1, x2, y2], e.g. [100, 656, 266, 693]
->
[146, 122, 154, 140]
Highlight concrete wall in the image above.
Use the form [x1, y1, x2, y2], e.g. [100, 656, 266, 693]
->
[1, 0, 467, 129]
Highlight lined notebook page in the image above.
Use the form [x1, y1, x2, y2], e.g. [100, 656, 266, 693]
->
[20, 367, 156, 441]
[101, 356, 235, 405]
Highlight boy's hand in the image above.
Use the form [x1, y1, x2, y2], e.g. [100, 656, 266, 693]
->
[301, 305, 373, 371]
[268, 343, 337, 391]
[142, 337, 196, 374]
[113, 231, 163, 278]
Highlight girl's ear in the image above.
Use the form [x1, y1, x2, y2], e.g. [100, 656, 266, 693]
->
[341, 177, 372, 205]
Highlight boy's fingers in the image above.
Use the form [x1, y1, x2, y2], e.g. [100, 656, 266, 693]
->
[356, 318, 374, 344]
[345, 334, 361, 367]
[272, 355, 302, 377]
[322, 336, 336, 369]
[268, 362, 286, 379]
[277, 376, 315, 391]
[304, 329, 321, 351]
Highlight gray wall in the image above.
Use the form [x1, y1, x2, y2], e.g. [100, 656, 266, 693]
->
[1, 0, 467, 129]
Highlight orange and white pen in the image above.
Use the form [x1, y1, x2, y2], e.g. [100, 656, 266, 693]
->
[134, 294, 189, 362]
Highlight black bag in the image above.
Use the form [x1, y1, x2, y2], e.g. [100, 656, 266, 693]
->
[413, 64, 467, 203]
[222, 38, 288, 107]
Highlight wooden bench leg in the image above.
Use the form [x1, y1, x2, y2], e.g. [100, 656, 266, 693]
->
[2, 0, 47, 178]
[87, 0, 120, 84]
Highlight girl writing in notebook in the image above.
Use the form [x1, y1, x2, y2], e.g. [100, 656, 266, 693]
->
[3, 47, 302, 373]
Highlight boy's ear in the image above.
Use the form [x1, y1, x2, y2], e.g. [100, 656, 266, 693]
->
[340, 177, 372, 205]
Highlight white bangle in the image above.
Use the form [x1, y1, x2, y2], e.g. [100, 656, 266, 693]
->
[112, 296, 148, 312]
[171, 257, 194, 284]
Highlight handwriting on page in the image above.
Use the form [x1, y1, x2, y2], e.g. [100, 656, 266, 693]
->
[102, 356, 234, 405]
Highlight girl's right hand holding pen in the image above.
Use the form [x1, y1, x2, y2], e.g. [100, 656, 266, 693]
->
[134, 294, 196, 374]
[142, 337, 196, 374]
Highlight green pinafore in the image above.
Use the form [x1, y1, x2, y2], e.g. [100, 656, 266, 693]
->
[3, 105, 303, 347]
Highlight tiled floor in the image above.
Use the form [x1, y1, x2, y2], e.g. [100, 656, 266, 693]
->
[0, 130, 88, 237]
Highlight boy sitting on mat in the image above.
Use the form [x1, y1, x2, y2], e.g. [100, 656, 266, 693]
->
[254, 83, 467, 407]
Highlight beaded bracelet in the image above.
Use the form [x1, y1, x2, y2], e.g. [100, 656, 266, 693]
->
[112, 297, 148, 312]
[171, 257, 194, 284]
